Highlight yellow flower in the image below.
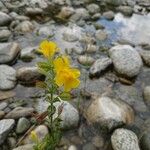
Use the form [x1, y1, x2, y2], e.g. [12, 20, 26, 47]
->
[55, 68, 80, 92]
[39, 40, 59, 58]
[30, 131, 39, 143]
[54, 56, 70, 73]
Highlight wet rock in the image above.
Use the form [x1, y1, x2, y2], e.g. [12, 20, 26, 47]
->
[24, 125, 48, 144]
[117, 6, 133, 16]
[57, 6, 75, 20]
[140, 50, 150, 66]
[0, 119, 15, 144]
[95, 30, 107, 41]
[0, 42, 21, 64]
[85, 96, 134, 131]
[15, 21, 34, 33]
[0, 12, 12, 26]
[105, 0, 123, 6]
[143, 86, 150, 107]
[16, 67, 43, 84]
[109, 45, 142, 78]
[103, 11, 115, 20]
[111, 128, 140, 150]
[5, 107, 34, 119]
[0, 102, 8, 110]
[86, 4, 100, 15]
[16, 117, 31, 134]
[0, 110, 5, 119]
[0, 29, 11, 42]
[89, 56, 112, 78]
[0, 65, 16, 90]
[140, 131, 150, 150]
[13, 144, 34, 150]
[77, 55, 94, 66]
[70, 8, 90, 22]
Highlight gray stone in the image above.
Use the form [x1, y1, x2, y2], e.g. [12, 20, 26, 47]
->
[7, 137, 17, 149]
[85, 96, 134, 131]
[0, 29, 11, 42]
[16, 66, 43, 84]
[143, 86, 150, 107]
[24, 125, 48, 144]
[117, 6, 133, 16]
[77, 55, 94, 66]
[28, 0, 48, 9]
[0, 42, 21, 64]
[70, 8, 90, 22]
[0, 110, 5, 119]
[57, 6, 75, 20]
[16, 117, 31, 134]
[5, 107, 34, 119]
[13, 144, 34, 150]
[0, 12, 12, 26]
[111, 128, 140, 150]
[82, 143, 97, 150]
[25, 7, 43, 16]
[0, 102, 8, 110]
[15, 21, 34, 33]
[68, 145, 77, 150]
[86, 4, 100, 15]
[86, 44, 97, 53]
[105, 0, 123, 6]
[63, 32, 78, 42]
[89, 57, 112, 78]
[140, 131, 150, 150]
[109, 45, 142, 77]
[92, 13, 101, 20]
[38, 26, 54, 37]
[0, 65, 16, 90]
[140, 50, 150, 66]
[103, 11, 115, 20]
[95, 30, 107, 41]
[0, 119, 15, 144]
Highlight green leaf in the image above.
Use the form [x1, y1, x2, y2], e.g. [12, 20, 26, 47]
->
[59, 92, 71, 101]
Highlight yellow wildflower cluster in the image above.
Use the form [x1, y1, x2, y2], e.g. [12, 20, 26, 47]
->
[38, 40, 80, 92]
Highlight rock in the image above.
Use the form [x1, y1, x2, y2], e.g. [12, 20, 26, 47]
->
[28, 0, 48, 9]
[0, 110, 5, 119]
[117, 6, 133, 16]
[25, 7, 43, 16]
[143, 86, 150, 107]
[0, 42, 21, 64]
[140, 50, 150, 66]
[86, 44, 97, 53]
[111, 128, 140, 150]
[0, 29, 11, 42]
[0, 119, 15, 144]
[91, 13, 101, 20]
[109, 45, 142, 78]
[0, 12, 12, 26]
[103, 11, 115, 20]
[35, 99, 79, 129]
[70, 8, 90, 22]
[16, 67, 43, 85]
[38, 26, 54, 37]
[92, 136, 104, 148]
[93, 22, 105, 30]
[105, 0, 123, 6]
[15, 21, 34, 33]
[77, 55, 94, 66]
[0, 102, 8, 110]
[0, 91, 15, 101]
[140, 131, 150, 150]
[7, 137, 17, 149]
[89, 57, 112, 78]
[5, 107, 34, 119]
[68, 145, 77, 150]
[86, 4, 100, 15]
[0, 65, 16, 90]
[16, 117, 31, 134]
[24, 125, 48, 144]
[82, 143, 97, 150]
[57, 7, 75, 20]
[13, 144, 34, 150]
[63, 32, 78, 42]
[95, 30, 107, 41]
[85, 96, 134, 131]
